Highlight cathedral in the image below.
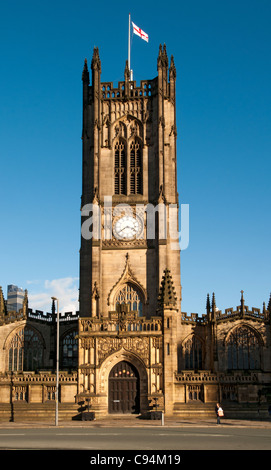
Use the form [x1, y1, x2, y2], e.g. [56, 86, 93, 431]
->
[0, 45, 270, 421]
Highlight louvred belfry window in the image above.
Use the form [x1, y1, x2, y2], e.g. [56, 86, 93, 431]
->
[114, 140, 127, 195]
[130, 140, 142, 195]
[114, 138, 143, 196]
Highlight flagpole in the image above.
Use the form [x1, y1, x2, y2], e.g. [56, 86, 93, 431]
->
[128, 13, 131, 80]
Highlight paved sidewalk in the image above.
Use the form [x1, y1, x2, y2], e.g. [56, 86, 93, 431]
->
[0, 415, 271, 429]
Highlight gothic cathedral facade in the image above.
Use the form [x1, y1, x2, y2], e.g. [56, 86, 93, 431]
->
[0, 46, 270, 421]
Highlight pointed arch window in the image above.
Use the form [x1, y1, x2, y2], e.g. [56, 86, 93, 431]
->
[61, 329, 78, 369]
[114, 139, 127, 195]
[115, 283, 143, 316]
[8, 327, 44, 372]
[114, 137, 143, 196]
[227, 326, 261, 370]
[184, 336, 203, 370]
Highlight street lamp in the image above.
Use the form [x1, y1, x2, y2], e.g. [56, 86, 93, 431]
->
[51, 296, 59, 426]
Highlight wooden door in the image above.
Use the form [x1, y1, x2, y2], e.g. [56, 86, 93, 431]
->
[108, 361, 139, 414]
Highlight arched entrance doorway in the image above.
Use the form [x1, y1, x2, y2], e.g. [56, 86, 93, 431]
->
[108, 361, 140, 414]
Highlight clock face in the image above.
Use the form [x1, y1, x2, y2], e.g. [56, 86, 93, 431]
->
[113, 216, 141, 240]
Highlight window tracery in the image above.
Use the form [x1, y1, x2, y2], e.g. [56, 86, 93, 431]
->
[8, 326, 44, 372]
[184, 336, 203, 370]
[188, 385, 203, 401]
[115, 283, 143, 316]
[62, 330, 78, 369]
[227, 326, 261, 370]
[114, 139, 126, 195]
[129, 140, 142, 195]
[113, 124, 143, 196]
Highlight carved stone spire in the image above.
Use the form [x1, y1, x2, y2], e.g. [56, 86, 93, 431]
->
[162, 43, 168, 68]
[124, 60, 130, 97]
[158, 269, 177, 308]
[240, 289, 245, 317]
[91, 47, 101, 71]
[267, 293, 271, 322]
[157, 43, 168, 70]
[91, 47, 101, 103]
[82, 58, 89, 83]
[267, 293, 271, 313]
[210, 292, 217, 322]
[169, 55, 176, 80]
[157, 43, 163, 69]
[211, 292, 216, 312]
[0, 286, 6, 322]
[124, 60, 130, 81]
[206, 293, 211, 317]
[22, 289, 28, 319]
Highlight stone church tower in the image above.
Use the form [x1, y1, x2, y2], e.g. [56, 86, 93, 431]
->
[77, 45, 182, 415]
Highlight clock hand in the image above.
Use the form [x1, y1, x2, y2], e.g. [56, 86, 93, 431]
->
[119, 226, 130, 233]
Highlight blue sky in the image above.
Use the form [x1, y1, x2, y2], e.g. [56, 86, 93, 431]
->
[0, 0, 270, 315]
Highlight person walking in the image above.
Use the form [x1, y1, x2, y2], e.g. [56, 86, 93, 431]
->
[215, 403, 223, 424]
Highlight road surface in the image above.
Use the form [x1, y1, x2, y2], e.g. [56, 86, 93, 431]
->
[0, 425, 270, 451]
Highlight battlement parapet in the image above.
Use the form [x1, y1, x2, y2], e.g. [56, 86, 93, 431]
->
[215, 305, 266, 322]
[27, 308, 79, 323]
[181, 303, 268, 325]
[100, 78, 157, 100]
[181, 312, 206, 324]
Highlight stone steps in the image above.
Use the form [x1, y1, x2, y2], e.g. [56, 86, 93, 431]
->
[173, 402, 270, 419]
[0, 403, 79, 422]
